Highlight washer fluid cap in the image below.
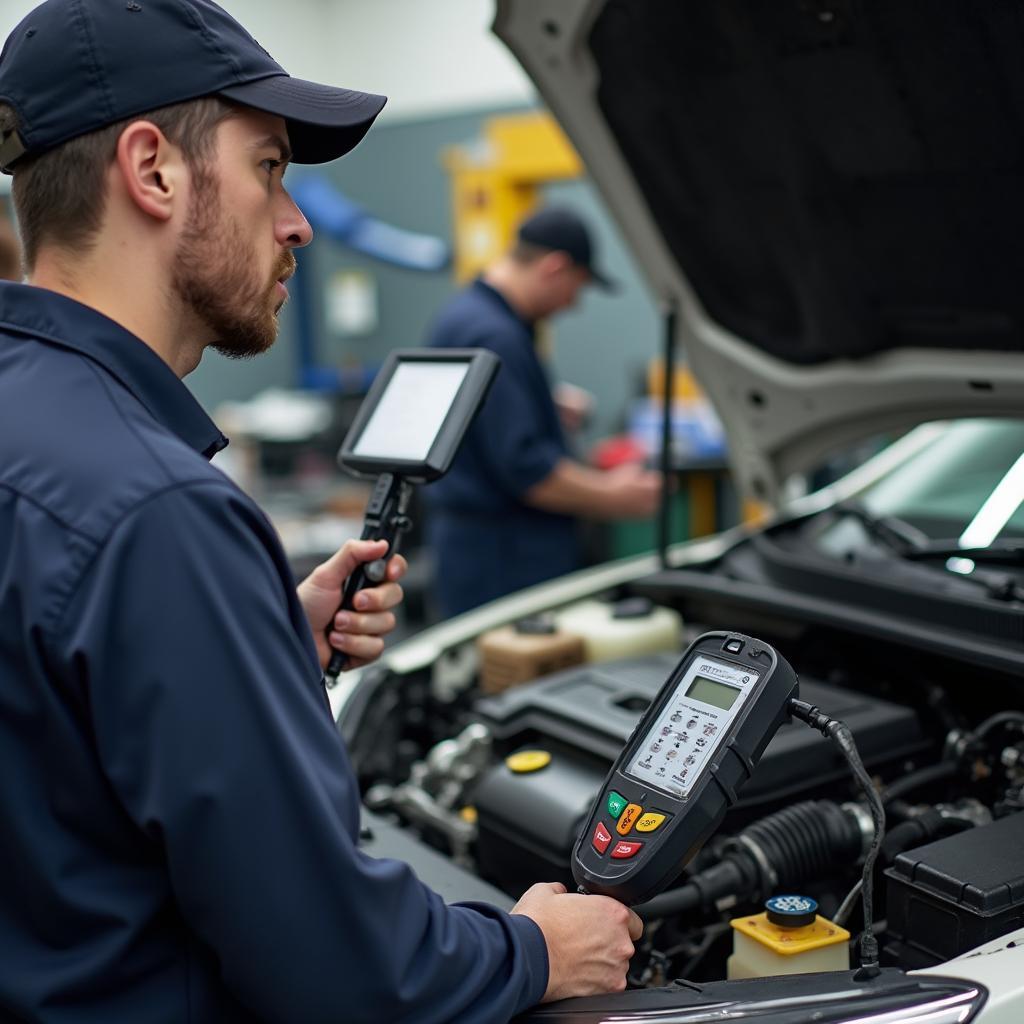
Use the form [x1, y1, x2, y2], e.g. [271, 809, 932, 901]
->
[611, 596, 654, 620]
[505, 750, 552, 774]
[765, 895, 818, 929]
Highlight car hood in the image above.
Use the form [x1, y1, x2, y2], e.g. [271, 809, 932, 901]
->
[494, 0, 1024, 503]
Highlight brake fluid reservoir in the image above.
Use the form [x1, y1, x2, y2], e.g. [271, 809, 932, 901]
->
[553, 598, 682, 663]
[727, 896, 850, 979]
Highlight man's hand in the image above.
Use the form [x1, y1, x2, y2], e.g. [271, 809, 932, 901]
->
[601, 463, 663, 519]
[511, 882, 643, 1003]
[297, 539, 406, 672]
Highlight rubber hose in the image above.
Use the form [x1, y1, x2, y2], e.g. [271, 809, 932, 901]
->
[636, 800, 861, 922]
[738, 799, 863, 890]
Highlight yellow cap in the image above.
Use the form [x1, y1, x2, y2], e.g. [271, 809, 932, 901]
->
[459, 806, 478, 824]
[730, 912, 850, 956]
[505, 750, 552, 774]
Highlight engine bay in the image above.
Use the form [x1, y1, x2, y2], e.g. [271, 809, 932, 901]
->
[344, 578, 1024, 989]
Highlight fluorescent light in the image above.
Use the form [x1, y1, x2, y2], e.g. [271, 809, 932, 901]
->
[958, 452, 1024, 549]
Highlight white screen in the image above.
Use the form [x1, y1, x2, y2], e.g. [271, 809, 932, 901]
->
[352, 361, 469, 462]
[625, 657, 757, 798]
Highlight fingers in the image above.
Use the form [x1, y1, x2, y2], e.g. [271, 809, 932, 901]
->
[326, 630, 385, 667]
[333, 609, 395, 637]
[312, 538, 389, 590]
[386, 554, 408, 582]
[514, 887, 638, 1003]
[345, 581, 404, 615]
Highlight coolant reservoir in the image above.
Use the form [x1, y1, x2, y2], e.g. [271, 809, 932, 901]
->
[727, 896, 850, 979]
[553, 597, 682, 663]
[477, 616, 585, 694]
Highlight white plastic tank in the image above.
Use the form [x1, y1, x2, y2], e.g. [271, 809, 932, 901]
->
[553, 597, 683, 663]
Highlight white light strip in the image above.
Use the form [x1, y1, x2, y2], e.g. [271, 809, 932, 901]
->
[958, 451, 1024, 549]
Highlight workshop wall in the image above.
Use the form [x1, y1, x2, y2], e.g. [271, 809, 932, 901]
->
[188, 103, 662, 449]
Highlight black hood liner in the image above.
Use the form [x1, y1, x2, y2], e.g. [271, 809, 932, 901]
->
[589, 0, 1024, 365]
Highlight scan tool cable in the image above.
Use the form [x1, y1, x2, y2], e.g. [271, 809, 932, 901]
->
[788, 698, 886, 980]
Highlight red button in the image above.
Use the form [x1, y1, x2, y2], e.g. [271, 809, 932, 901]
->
[611, 840, 644, 859]
[592, 821, 612, 855]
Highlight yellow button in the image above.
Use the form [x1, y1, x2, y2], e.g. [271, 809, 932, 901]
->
[505, 750, 552, 774]
[636, 813, 666, 833]
[616, 803, 643, 835]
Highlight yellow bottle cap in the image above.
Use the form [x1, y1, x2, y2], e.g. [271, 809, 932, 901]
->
[505, 750, 552, 774]
[730, 911, 850, 955]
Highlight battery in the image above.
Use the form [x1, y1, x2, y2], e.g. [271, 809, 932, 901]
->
[885, 811, 1024, 968]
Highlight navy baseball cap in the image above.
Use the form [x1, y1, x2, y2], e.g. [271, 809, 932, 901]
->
[0, 0, 387, 172]
[517, 206, 617, 291]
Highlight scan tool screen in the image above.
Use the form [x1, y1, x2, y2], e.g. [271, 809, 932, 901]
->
[351, 361, 470, 463]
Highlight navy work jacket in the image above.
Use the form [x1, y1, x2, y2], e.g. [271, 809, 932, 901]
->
[0, 284, 546, 1023]
[425, 280, 581, 616]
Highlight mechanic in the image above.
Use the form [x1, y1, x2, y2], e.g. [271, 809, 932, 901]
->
[425, 206, 662, 617]
[0, 2, 641, 1022]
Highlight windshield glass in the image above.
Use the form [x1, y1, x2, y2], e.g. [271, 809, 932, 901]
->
[817, 419, 1024, 553]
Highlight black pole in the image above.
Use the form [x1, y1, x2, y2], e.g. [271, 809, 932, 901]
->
[657, 302, 678, 568]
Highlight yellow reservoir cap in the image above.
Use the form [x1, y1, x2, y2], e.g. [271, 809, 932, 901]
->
[730, 912, 850, 955]
[505, 750, 552, 774]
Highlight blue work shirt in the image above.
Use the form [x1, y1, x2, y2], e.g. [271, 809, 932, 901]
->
[425, 279, 581, 616]
[0, 283, 547, 1023]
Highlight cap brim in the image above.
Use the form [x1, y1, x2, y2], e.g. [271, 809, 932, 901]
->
[588, 266, 618, 292]
[219, 75, 387, 164]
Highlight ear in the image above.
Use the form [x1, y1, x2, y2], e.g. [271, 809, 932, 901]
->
[114, 120, 182, 223]
[537, 250, 573, 278]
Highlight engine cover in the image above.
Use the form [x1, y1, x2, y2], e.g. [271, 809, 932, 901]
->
[471, 653, 927, 897]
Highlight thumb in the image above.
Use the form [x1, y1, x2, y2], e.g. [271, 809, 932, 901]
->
[312, 538, 389, 589]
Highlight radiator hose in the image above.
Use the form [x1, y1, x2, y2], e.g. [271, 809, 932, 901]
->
[636, 799, 867, 922]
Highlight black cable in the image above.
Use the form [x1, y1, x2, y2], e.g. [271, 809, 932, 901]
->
[880, 760, 958, 804]
[788, 698, 885, 980]
[973, 711, 1024, 742]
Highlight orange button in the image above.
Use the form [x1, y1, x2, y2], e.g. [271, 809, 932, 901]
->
[616, 803, 643, 835]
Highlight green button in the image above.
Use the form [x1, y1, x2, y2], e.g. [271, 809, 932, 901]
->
[606, 791, 628, 818]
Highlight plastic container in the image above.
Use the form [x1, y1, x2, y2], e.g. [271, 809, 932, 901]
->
[553, 598, 683, 663]
[478, 617, 585, 694]
[727, 897, 850, 979]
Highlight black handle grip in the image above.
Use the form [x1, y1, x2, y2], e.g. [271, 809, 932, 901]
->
[324, 551, 386, 682]
[323, 475, 412, 687]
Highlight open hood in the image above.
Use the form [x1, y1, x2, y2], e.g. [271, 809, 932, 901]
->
[494, 0, 1024, 503]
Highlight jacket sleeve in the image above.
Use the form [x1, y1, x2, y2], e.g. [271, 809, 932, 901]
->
[57, 480, 549, 1023]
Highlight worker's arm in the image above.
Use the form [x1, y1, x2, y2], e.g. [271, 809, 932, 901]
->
[57, 481, 635, 1022]
[525, 457, 662, 520]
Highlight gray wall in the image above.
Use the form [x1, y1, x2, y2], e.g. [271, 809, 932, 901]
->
[186, 103, 661, 448]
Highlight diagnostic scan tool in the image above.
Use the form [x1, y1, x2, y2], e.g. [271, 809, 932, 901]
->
[573, 632, 798, 905]
[325, 349, 499, 683]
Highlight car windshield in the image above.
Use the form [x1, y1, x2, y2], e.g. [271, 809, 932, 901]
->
[817, 419, 1024, 556]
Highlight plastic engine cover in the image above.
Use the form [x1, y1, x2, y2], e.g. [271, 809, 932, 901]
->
[472, 653, 926, 897]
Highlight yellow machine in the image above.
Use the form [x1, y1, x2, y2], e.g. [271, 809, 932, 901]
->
[444, 111, 582, 283]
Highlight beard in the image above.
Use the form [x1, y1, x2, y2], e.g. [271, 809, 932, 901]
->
[171, 162, 296, 360]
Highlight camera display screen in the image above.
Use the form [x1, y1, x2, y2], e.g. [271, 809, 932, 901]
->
[351, 361, 469, 462]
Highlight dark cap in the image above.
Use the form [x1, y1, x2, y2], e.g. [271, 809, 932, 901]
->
[0, 0, 387, 172]
[516, 205, 617, 291]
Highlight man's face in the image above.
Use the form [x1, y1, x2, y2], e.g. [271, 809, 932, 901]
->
[527, 251, 590, 320]
[552, 263, 590, 313]
[172, 109, 312, 359]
